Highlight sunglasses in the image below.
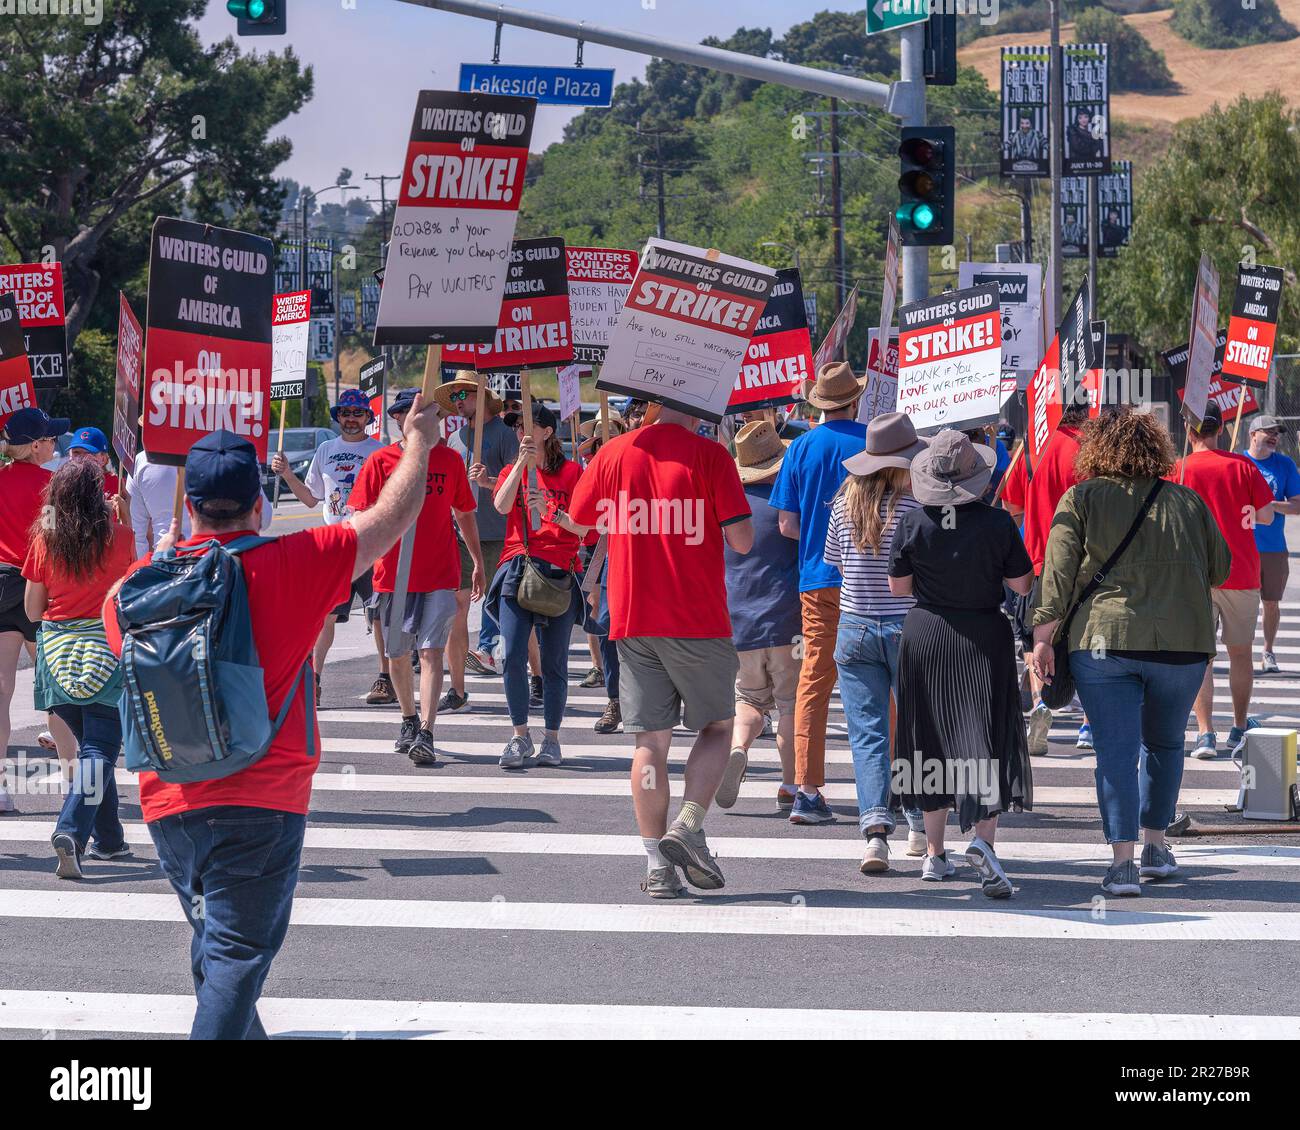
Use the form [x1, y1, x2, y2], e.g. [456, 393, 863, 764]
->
[449, 389, 471, 403]
[337, 408, 369, 418]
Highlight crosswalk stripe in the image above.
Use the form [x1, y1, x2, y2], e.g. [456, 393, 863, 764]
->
[3, 888, 1298, 940]
[81, 768, 1239, 806]
[1, 989, 1295, 1039]
[0, 819, 1292, 867]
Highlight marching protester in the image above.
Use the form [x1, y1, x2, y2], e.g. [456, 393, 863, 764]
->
[889, 430, 1034, 897]
[1000, 405, 1088, 753]
[443, 372, 519, 699]
[349, 388, 484, 766]
[489, 402, 585, 768]
[825, 413, 929, 869]
[1243, 414, 1300, 673]
[1174, 402, 1275, 757]
[718, 419, 801, 811]
[1034, 409, 1230, 896]
[22, 459, 137, 877]
[569, 404, 753, 899]
[103, 398, 439, 1039]
[66, 426, 129, 523]
[0, 408, 67, 813]
[769, 361, 867, 826]
[271, 388, 388, 706]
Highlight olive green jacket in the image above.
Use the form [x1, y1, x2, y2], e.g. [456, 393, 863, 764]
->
[1034, 475, 1231, 655]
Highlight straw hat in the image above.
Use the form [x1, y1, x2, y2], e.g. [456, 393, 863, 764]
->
[577, 413, 628, 459]
[842, 412, 928, 476]
[733, 419, 790, 484]
[798, 360, 867, 411]
[433, 369, 503, 416]
[909, 428, 996, 506]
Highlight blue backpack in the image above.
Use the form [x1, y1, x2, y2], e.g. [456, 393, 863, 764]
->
[114, 535, 316, 783]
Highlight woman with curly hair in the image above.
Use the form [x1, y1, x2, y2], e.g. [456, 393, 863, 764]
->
[22, 458, 138, 879]
[1032, 409, 1230, 897]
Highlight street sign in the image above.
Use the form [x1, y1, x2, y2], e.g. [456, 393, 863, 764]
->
[866, 0, 927, 36]
[458, 63, 615, 107]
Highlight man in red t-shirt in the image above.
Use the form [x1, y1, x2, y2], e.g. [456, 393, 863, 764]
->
[349, 387, 484, 766]
[1001, 406, 1085, 754]
[569, 406, 753, 899]
[1174, 402, 1277, 758]
[103, 399, 439, 1040]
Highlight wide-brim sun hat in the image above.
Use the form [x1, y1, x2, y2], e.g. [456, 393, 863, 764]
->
[798, 360, 867, 411]
[577, 414, 628, 458]
[733, 418, 790, 484]
[433, 370, 503, 416]
[909, 428, 996, 506]
[842, 411, 928, 476]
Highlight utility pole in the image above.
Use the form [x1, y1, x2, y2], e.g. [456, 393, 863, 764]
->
[655, 132, 667, 240]
[1087, 176, 1099, 315]
[1019, 177, 1034, 263]
[898, 23, 927, 304]
[1048, 0, 1064, 335]
[828, 97, 847, 314]
[365, 172, 400, 252]
[332, 236, 341, 406]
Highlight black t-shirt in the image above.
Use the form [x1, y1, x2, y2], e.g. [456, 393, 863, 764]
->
[889, 502, 1032, 611]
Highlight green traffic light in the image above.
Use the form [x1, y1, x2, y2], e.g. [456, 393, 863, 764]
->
[226, 0, 269, 17]
[895, 202, 937, 231]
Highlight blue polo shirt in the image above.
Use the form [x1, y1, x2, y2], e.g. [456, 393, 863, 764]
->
[768, 418, 866, 592]
[1245, 450, 1300, 554]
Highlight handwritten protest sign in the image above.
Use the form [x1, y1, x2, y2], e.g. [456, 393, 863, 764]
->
[558, 363, 584, 421]
[0, 293, 36, 431]
[566, 246, 638, 364]
[726, 267, 813, 413]
[374, 90, 536, 346]
[270, 290, 311, 399]
[0, 264, 68, 390]
[111, 292, 144, 472]
[896, 282, 1002, 435]
[596, 238, 775, 423]
[858, 327, 899, 424]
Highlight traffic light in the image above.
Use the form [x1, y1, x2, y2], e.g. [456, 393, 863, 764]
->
[227, 0, 286, 36]
[896, 125, 954, 247]
[924, 11, 957, 86]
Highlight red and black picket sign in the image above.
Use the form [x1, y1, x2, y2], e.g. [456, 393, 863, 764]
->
[1220, 264, 1284, 387]
[140, 217, 275, 465]
[0, 263, 68, 390]
[1163, 329, 1260, 417]
[443, 237, 573, 371]
[359, 355, 386, 439]
[0, 292, 37, 431]
[1026, 332, 1063, 469]
[726, 268, 814, 414]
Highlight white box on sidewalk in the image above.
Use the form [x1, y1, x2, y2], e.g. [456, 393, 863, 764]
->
[1240, 728, 1298, 821]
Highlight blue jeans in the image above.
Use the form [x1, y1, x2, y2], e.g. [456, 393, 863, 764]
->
[50, 702, 124, 853]
[498, 588, 581, 729]
[149, 806, 307, 1040]
[1069, 650, 1206, 843]
[833, 612, 924, 836]
[595, 583, 619, 700]
[478, 606, 499, 657]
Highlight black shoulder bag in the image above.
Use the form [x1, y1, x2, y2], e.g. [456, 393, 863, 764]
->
[1040, 478, 1164, 710]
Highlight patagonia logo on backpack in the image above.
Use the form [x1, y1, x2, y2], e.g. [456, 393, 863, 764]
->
[113, 535, 315, 783]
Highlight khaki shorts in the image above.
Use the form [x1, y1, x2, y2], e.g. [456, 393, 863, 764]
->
[378, 589, 458, 656]
[1260, 552, 1289, 603]
[735, 643, 801, 713]
[1212, 587, 1261, 648]
[460, 538, 504, 590]
[616, 636, 739, 733]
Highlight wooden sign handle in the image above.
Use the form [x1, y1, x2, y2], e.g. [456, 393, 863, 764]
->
[171, 463, 185, 526]
[471, 372, 487, 467]
[599, 392, 610, 444]
[520, 370, 540, 531]
[1230, 391, 1248, 450]
[991, 440, 1023, 505]
[420, 345, 442, 403]
[272, 401, 288, 509]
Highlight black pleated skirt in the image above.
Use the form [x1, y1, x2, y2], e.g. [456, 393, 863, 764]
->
[895, 605, 1033, 831]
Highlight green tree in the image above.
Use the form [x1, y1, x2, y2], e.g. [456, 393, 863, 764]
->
[1073, 7, 1177, 91]
[1171, 0, 1297, 48]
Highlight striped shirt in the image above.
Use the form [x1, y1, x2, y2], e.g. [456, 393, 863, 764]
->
[824, 492, 918, 618]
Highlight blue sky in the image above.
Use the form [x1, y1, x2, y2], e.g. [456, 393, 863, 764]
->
[197, 0, 866, 195]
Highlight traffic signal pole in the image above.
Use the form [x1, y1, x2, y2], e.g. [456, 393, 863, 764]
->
[898, 24, 928, 304]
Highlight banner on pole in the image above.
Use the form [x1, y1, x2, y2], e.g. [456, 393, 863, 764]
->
[0, 293, 36, 431]
[360, 280, 380, 332]
[1221, 263, 1284, 387]
[1063, 161, 1131, 258]
[595, 238, 775, 423]
[111, 292, 144, 472]
[1000, 46, 1051, 178]
[1063, 43, 1111, 176]
[271, 290, 312, 400]
[374, 89, 537, 347]
[958, 261, 1043, 380]
[811, 284, 859, 375]
[896, 282, 1003, 435]
[1182, 252, 1221, 427]
[444, 236, 573, 371]
[565, 245, 639, 365]
[0, 263, 68, 389]
[308, 316, 334, 363]
[725, 267, 814, 414]
[141, 217, 275, 465]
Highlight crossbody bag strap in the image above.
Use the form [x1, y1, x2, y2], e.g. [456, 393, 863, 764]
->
[1059, 478, 1165, 640]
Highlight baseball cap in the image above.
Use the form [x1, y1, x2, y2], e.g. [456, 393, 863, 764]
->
[3, 407, 69, 445]
[1249, 414, 1287, 434]
[331, 388, 375, 423]
[1193, 401, 1223, 432]
[185, 429, 262, 517]
[388, 387, 418, 417]
[69, 425, 108, 454]
[531, 402, 557, 432]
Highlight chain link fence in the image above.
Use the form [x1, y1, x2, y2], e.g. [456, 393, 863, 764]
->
[1257, 356, 1300, 459]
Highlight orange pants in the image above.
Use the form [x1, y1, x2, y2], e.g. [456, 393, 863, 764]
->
[794, 587, 840, 789]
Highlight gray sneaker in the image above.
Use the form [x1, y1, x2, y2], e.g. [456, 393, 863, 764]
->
[499, 734, 533, 769]
[535, 736, 562, 766]
[658, 823, 725, 890]
[1101, 859, 1141, 896]
[715, 748, 747, 809]
[1191, 731, 1217, 760]
[966, 835, 1013, 899]
[640, 866, 686, 900]
[921, 852, 955, 881]
[1139, 841, 1178, 880]
[1027, 702, 1052, 755]
[0, 786, 15, 815]
[52, 833, 83, 881]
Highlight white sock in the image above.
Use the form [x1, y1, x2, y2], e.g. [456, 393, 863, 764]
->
[642, 837, 668, 872]
[798, 785, 820, 799]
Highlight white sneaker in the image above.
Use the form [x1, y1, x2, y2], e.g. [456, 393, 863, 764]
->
[1027, 702, 1052, 755]
[906, 828, 927, 857]
[859, 836, 890, 874]
[921, 852, 955, 881]
[1260, 651, 1280, 674]
[966, 835, 1013, 899]
[715, 748, 747, 809]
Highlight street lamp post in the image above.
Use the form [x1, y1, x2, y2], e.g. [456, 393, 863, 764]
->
[760, 240, 801, 272]
[298, 183, 357, 423]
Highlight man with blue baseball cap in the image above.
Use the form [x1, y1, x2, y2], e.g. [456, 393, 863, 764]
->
[271, 387, 390, 706]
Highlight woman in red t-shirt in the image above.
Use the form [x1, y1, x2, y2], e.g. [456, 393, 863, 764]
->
[487, 402, 589, 770]
[22, 458, 137, 879]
